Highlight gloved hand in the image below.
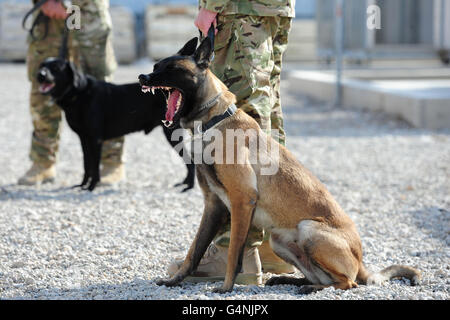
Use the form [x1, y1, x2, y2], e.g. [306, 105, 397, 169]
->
[41, 0, 68, 19]
[194, 8, 218, 36]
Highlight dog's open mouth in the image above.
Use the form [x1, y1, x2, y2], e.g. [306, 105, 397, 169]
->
[142, 85, 184, 127]
[39, 82, 55, 94]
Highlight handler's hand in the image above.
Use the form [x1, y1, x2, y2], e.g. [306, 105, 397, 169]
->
[41, 0, 68, 20]
[194, 8, 218, 36]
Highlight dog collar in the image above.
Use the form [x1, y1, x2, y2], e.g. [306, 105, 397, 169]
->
[190, 92, 222, 120]
[194, 104, 237, 134]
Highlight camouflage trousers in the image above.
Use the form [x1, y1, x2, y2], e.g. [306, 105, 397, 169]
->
[211, 14, 291, 146]
[210, 14, 292, 248]
[27, 17, 123, 167]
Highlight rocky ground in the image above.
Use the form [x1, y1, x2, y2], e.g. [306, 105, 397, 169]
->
[0, 63, 448, 300]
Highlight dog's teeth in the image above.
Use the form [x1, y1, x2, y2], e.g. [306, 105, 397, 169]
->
[151, 87, 155, 94]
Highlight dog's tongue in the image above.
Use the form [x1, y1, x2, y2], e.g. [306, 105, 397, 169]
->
[166, 89, 181, 121]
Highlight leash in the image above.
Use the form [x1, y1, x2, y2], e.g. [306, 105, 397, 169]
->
[199, 23, 215, 61]
[58, 21, 69, 59]
[22, 0, 50, 40]
[23, 0, 69, 59]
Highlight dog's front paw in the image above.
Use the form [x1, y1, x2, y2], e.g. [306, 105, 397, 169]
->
[155, 277, 182, 287]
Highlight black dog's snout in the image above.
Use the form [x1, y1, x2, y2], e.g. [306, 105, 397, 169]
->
[138, 74, 151, 85]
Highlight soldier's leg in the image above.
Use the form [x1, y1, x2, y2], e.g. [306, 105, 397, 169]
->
[211, 15, 274, 134]
[19, 18, 67, 185]
[269, 17, 292, 147]
[213, 15, 294, 274]
[29, 82, 62, 167]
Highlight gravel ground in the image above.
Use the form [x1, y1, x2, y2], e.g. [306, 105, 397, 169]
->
[0, 63, 448, 300]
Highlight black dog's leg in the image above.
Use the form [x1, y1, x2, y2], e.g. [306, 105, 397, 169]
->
[162, 125, 195, 191]
[180, 163, 196, 192]
[85, 139, 102, 191]
[72, 135, 91, 189]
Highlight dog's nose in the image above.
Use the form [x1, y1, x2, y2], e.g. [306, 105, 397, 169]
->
[138, 74, 151, 84]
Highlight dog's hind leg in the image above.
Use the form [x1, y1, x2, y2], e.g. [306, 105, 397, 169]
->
[268, 221, 360, 294]
[156, 171, 228, 287]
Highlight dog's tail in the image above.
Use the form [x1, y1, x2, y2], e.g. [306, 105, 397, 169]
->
[357, 263, 421, 286]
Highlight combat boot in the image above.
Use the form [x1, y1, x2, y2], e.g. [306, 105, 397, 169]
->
[99, 163, 125, 185]
[167, 243, 263, 285]
[258, 240, 296, 274]
[18, 163, 56, 185]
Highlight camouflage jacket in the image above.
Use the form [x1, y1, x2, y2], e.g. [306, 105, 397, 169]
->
[199, 0, 296, 17]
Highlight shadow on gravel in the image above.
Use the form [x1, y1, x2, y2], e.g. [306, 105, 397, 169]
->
[0, 184, 119, 203]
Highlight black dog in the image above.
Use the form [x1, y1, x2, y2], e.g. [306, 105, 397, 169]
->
[36, 57, 195, 191]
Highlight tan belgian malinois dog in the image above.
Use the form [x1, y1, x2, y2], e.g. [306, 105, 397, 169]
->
[138, 36, 421, 294]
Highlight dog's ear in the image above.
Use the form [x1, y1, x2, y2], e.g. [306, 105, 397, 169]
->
[177, 37, 198, 56]
[193, 37, 213, 69]
[68, 62, 87, 89]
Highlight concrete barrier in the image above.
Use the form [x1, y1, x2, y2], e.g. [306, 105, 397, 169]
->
[0, 3, 136, 64]
[110, 6, 136, 64]
[0, 2, 30, 61]
[288, 70, 450, 130]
